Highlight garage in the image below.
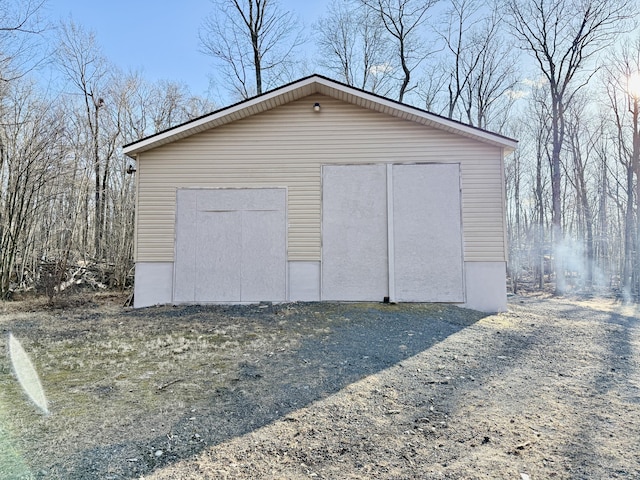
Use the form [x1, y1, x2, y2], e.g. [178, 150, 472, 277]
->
[124, 74, 517, 312]
[321, 163, 464, 303]
[173, 188, 287, 303]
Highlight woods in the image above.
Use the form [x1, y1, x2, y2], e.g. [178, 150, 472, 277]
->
[1, 0, 640, 301]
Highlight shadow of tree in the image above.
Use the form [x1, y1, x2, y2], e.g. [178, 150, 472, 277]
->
[54, 303, 486, 479]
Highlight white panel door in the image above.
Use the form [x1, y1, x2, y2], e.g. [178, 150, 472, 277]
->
[241, 208, 287, 301]
[174, 189, 198, 302]
[194, 210, 242, 302]
[174, 188, 286, 303]
[321, 165, 389, 300]
[321, 163, 465, 303]
[392, 164, 464, 302]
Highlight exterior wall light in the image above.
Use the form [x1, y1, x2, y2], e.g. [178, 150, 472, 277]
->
[313, 102, 321, 112]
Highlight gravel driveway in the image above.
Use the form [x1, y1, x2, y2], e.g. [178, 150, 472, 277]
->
[0, 294, 638, 479]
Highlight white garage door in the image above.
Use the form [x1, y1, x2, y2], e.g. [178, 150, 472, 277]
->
[321, 165, 389, 300]
[392, 164, 464, 302]
[322, 164, 464, 302]
[174, 188, 287, 303]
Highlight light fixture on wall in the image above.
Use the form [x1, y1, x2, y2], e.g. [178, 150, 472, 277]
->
[313, 102, 321, 112]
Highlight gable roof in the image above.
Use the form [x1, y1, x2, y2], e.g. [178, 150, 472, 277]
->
[123, 74, 518, 158]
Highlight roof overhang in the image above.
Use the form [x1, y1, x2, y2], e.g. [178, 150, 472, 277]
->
[123, 74, 518, 158]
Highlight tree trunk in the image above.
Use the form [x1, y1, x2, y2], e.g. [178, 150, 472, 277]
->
[513, 153, 521, 294]
[536, 152, 545, 290]
[251, 31, 262, 95]
[551, 96, 565, 295]
[583, 194, 594, 291]
[622, 166, 634, 296]
[596, 151, 609, 287]
[633, 99, 640, 301]
[398, 39, 410, 102]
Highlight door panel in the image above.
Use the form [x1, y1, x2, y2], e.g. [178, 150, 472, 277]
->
[321, 165, 389, 300]
[174, 189, 198, 303]
[241, 209, 287, 301]
[194, 210, 242, 302]
[393, 164, 464, 302]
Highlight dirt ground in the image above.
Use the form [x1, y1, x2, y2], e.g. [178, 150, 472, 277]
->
[0, 293, 638, 479]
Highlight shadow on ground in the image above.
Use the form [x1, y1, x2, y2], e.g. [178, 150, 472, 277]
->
[53, 302, 487, 479]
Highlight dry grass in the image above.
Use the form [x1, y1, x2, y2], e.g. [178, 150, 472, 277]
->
[0, 293, 639, 479]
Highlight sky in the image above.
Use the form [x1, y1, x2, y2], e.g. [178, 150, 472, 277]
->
[47, 0, 330, 99]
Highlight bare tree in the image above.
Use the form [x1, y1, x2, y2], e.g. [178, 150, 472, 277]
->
[55, 20, 109, 260]
[591, 117, 613, 287]
[416, 69, 447, 111]
[504, 121, 525, 293]
[437, 0, 517, 129]
[504, 0, 633, 294]
[360, 0, 440, 102]
[460, 11, 517, 130]
[315, 0, 394, 94]
[602, 37, 640, 300]
[439, 0, 482, 119]
[200, 0, 304, 99]
[564, 97, 597, 290]
[528, 83, 553, 290]
[0, 81, 64, 297]
[146, 80, 214, 133]
[0, 0, 47, 81]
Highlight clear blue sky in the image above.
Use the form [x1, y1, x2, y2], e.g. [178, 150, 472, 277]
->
[47, 0, 329, 98]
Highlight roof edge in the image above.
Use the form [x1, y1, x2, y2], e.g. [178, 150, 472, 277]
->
[310, 75, 518, 151]
[123, 75, 321, 156]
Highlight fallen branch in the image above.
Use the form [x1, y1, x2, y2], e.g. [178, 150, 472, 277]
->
[157, 378, 184, 391]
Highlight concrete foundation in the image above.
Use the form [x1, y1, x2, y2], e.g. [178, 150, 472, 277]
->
[133, 262, 174, 308]
[133, 260, 507, 312]
[288, 261, 321, 301]
[463, 261, 507, 312]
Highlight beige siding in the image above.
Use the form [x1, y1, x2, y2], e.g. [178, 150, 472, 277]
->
[136, 94, 506, 263]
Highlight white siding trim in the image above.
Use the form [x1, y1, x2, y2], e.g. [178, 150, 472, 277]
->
[386, 164, 396, 303]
